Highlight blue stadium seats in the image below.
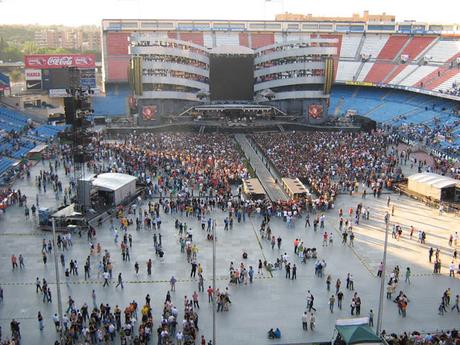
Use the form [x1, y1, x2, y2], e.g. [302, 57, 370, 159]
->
[0, 157, 14, 176]
[92, 84, 129, 117]
[330, 85, 459, 153]
[0, 107, 66, 164]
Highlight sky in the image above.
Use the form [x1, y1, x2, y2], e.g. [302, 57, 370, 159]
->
[0, 0, 458, 26]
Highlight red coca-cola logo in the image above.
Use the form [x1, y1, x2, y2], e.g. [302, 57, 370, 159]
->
[47, 56, 73, 66]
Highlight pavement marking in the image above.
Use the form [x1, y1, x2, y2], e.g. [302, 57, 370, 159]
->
[0, 275, 273, 286]
[323, 216, 377, 277]
[248, 217, 274, 278]
[0, 232, 44, 236]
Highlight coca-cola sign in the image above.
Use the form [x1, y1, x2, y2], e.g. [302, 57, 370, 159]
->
[24, 54, 96, 69]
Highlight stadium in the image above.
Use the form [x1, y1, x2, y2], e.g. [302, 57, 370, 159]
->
[0, 9, 460, 345]
[97, 18, 460, 149]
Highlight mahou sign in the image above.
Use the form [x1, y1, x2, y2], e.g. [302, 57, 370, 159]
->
[24, 54, 96, 69]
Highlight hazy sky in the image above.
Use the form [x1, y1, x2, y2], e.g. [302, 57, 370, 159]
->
[0, 0, 458, 26]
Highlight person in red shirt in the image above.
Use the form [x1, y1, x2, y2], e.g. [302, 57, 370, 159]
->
[207, 286, 213, 303]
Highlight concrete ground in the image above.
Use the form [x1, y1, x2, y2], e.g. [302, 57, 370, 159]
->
[0, 156, 459, 345]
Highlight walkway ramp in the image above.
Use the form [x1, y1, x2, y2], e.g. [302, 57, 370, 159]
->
[235, 134, 289, 202]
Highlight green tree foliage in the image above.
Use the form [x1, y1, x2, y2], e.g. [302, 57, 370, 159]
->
[0, 25, 101, 62]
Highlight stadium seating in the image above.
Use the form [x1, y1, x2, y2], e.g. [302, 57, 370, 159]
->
[359, 34, 389, 59]
[400, 36, 437, 61]
[364, 63, 395, 83]
[431, 70, 460, 91]
[377, 35, 409, 60]
[92, 84, 130, 117]
[336, 61, 361, 81]
[330, 86, 459, 128]
[423, 40, 460, 63]
[356, 62, 374, 81]
[399, 66, 438, 86]
[0, 157, 14, 176]
[0, 107, 66, 169]
[0, 108, 28, 133]
[339, 34, 362, 58]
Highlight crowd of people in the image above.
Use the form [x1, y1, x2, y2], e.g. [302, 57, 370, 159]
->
[253, 130, 399, 205]
[0, 129, 459, 345]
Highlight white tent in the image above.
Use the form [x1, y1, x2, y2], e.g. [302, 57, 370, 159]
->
[407, 172, 460, 201]
[92, 173, 137, 205]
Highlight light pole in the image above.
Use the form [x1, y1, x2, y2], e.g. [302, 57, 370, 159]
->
[212, 221, 216, 345]
[52, 218, 64, 341]
[376, 219, 389, 335]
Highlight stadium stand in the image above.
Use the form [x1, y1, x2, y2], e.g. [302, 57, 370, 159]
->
[364, 62, 395, 83]
[377, 35, 410, 60]
[431, 69, 460, 91]
[400, 36, 437, 61]
[355, 62, 374, 81]
[0, 157, 14, 176]
[0, 106, 66, 179]
[359, 34, 389, 59]
[340, 34, 362, 59]
[92, 84, 129, 117]
[399, 65, 438, 86]
[423, 39, 460, 63]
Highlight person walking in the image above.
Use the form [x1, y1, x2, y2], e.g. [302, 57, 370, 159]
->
[192, 291, 200, 309]
[134, 262, 139, 277]
[92, 289, 97, 308]
[37, 311, 44, 331]
[116, 273, 124, 289]
[302, 311, 308, 330]
[377, 262, 383, 277]
[11, 255, 18, 270]
[337, 291, 343, 310]
[292, 264, 297, 280]
[451, 295, 460, 312]
[329, 295, 335, 313]
[102, 271, 110, 287]
[405, 267, 411, 284]
[170, 276, 177, 291]
[18, 254, 25, 269]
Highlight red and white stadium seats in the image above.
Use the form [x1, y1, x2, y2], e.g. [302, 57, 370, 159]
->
[358, 34, 389, 59]
[377, 35, 409, 60]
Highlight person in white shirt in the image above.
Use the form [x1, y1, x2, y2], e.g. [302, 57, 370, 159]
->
[449, 261, 456, 277]
[176, 330, 184, 345]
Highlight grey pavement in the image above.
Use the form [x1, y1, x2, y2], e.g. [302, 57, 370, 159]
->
[0, 155, 459, 345]
[235, 134, 288, 202]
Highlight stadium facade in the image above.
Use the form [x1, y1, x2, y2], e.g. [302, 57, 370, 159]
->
[101, 18, 460, 121]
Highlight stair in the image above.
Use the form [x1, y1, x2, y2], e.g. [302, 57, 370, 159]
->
[363, 103, 384, 117]
[354, 34, 366, 60]
[199, 125, 205, 134]
[353, 61, 366, 81]
[398, 65, 422, 85]
[383, 64, 408, 84]
[277, 124, 285, 132]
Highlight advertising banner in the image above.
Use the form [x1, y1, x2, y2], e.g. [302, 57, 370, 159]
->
[25, 69, 42, 81]
[24, 54, 96, 69]
[26, 80, 42, 90]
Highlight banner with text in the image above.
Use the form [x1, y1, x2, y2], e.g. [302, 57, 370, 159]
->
[24, 54, 96, 69]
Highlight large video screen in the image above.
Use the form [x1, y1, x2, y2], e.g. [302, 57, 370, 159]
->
[210, 55, 254, 101]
